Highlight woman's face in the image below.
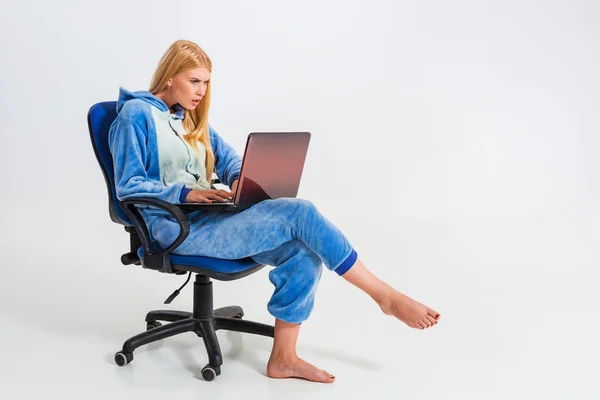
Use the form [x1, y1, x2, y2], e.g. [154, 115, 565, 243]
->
[168, 67, 210, 110]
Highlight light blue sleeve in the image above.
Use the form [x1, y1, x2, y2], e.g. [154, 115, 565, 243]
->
[209, 125, 242, 187]
[108, 106, 188, 203]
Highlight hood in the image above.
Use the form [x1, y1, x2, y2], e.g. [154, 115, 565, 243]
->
[116, 87, 186, 120]
[117, 87, 168, 114]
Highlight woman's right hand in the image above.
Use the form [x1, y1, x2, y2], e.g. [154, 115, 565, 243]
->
[185, 189, 235, 203]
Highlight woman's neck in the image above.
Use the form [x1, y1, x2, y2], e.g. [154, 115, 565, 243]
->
[153, 91, 176, 113]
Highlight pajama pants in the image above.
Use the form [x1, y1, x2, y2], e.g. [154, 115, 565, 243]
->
[145, 198, 358, 324]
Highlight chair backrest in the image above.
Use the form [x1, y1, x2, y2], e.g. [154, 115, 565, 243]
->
[87, 101, 131, 225]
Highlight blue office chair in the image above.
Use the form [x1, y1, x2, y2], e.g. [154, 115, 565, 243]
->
[87, 101, 274, 381]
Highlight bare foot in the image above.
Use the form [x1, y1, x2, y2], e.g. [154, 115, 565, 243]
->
[267, 353, 335, 383]
[377, 286, 440, 329]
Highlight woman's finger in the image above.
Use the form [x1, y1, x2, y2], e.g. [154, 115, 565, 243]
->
[208, 194, 227, 201]
[216, 191, 234, 199]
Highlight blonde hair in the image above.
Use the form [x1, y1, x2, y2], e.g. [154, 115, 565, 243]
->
[149, 40, 215, 184]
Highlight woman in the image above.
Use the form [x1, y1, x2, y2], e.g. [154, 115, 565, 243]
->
[109, 39, 440, 383]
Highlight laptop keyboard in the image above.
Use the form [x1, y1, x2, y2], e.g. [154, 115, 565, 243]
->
[210, 199, 234, 204]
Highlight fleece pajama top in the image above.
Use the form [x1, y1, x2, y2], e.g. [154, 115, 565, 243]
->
[108, 88, 358, 323]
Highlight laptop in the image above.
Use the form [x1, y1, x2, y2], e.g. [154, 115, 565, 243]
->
[178, 132, 311, 212]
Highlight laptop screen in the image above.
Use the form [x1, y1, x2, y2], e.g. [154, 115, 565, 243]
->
[234, 132, 311, 208]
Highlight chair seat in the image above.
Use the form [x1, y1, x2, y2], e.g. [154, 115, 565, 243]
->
[136, 247, 266, 281]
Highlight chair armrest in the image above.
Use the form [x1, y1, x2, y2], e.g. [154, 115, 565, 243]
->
[119, 197, 191, 273]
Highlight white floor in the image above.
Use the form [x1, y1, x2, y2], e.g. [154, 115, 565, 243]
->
[1, 202, 598, 399]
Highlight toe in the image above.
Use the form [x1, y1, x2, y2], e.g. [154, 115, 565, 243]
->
[318, 370, 335, 383]
[428, 310, 440, 320]
[425, 315, 437, 325]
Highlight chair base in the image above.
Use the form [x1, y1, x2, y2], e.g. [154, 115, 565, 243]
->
[114, 274, 274, 381]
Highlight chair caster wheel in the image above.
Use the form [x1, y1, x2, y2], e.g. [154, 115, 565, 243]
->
[201, 364, 221, 381]
[115, 351, 133, 366]
[146, 320, 162, 330]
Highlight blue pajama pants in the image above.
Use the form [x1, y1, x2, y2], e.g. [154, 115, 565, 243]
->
[146, 198, 357, 324]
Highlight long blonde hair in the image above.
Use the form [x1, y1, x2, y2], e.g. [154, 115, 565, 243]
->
[149, 40, 215, 184]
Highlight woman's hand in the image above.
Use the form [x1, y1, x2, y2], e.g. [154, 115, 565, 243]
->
[185, 189, 235, 203]
[231, 179, 239, 194]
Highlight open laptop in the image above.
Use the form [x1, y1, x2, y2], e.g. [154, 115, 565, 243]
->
[178, 132, 311, 212]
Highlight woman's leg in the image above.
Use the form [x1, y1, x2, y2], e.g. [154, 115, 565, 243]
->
[250, 239, 335, 383]
[251, 240, 440, 384]
[151, 198, 357, 275]
[152, 198, 440, 328]
[340, 258, 441, 329]
[150, 198, 440, 379]
[267, 319, 335, 383]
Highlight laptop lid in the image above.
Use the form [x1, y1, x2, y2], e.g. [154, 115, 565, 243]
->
[234, 132, 311, 208]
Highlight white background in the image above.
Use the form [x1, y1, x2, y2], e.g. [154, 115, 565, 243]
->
[0, 0, 598, 398]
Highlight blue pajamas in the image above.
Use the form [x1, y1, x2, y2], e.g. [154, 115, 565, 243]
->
[108, 88, 357, 324]
[146, 198, 358, 324]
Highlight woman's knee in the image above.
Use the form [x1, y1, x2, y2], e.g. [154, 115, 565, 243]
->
[269, 198, 319, 224]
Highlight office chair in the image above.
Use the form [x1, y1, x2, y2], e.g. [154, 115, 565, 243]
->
[87, 101, 275, 381]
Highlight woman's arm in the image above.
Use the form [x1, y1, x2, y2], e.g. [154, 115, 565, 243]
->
[109, 109, 189, 203]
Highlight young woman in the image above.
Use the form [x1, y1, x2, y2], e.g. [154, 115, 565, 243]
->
[109, 39, 440, 383]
